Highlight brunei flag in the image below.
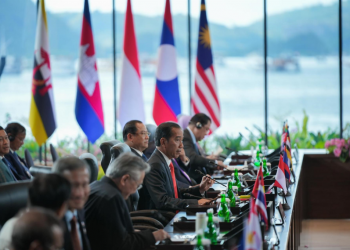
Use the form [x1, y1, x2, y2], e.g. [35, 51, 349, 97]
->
[29, 0, 56, 146]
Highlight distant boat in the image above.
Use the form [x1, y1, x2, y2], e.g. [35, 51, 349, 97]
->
[270, 54, 300, 72]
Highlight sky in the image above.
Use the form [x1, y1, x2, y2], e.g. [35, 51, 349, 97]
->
[36, 0, 338, 27]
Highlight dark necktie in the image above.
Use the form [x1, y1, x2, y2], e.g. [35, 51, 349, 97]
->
[70, 216, 82, 250]
[141, 154, 148, 161]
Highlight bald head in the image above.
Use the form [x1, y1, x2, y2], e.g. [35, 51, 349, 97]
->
[11, 208, 63, 250]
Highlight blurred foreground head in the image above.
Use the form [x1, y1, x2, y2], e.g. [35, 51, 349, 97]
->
[11, 208, 63, 250]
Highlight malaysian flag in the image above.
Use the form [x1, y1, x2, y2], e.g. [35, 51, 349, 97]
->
[191, 0, 221, 132]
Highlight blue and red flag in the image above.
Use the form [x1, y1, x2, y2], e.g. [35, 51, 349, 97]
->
[75, 0, 104, 143]
[191, 0, 221, 132]
[153, 0, 181, 125]
[252, 166, 268, 227]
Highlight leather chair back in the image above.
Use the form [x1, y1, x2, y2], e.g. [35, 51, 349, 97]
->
[143, 124, 157, 159]
[50, 143, 59, 163]
[29, 166, 52, 177]
[109, 143, 132, 164]
[25, 149, 34, 169]
[100, 140, 120, 173]
[79, 153, 99, 183]
[0, 181, 31, 227]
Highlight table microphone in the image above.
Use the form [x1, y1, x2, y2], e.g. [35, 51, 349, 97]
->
[195, 169, 227, 187]
[239, 132, 256, 148]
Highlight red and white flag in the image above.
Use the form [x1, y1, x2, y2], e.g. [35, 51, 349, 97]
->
[274, 153, 288, 194]
[118, 0, 145, 128]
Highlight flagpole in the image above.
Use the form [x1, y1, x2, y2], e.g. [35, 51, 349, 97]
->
[112, 0, 117, 139]
[339, 0, 343, 139]
[263, 0, 268, 146]
[187, 0, 192, 113]
[44, 142, 47, 166]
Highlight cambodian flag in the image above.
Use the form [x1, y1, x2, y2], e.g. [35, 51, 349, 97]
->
[75, 0, 104, 143]
[152, 0, 181, 125]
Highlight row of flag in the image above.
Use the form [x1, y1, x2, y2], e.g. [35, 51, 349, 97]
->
[240, 122, 294, 249]
[28, 0, 221, 146]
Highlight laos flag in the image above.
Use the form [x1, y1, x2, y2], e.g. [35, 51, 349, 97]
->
[75, 0, 104, 143]
[152, 0, 181, 125]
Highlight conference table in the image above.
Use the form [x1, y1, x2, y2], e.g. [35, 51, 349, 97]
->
[157, 148, 350, 250]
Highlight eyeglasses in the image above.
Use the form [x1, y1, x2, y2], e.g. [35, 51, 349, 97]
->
[133, 132, 151, 137]
[0, 136, 9, 143]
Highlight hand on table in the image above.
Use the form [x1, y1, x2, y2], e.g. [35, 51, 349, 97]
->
[152, 229, 170, 241]
[198, 199, 213, 205]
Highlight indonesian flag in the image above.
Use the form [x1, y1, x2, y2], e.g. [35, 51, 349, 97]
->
[118, 0, 145, 128]
[274, 153, 288, 194]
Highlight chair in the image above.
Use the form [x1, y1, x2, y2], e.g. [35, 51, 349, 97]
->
[79, 153, 99, 183]
[143, 124, 157, 159]
[24, 149, 35, 169]
[50, 144, 59, 163]
[0, 181, 31, 227]
[99, 140, 120, 173]
[109, 143, 174, 226]
[29, 166, 52, 177]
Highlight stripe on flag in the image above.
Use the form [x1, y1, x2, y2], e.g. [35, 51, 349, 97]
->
[75, 0, 105, 143]
[118, 0, 145, 128]
[153, 0, 181, 125]
[29, 0, 56, 146]
[191, 0, 221, 132]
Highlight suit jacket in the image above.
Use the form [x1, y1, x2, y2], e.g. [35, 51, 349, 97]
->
[183, 128, 216, 183]
[85, 177, 155, 250]
[5, 151, 30, 180]
[138, 149, 201, 211]
[62, 210, 91, 250]
[0, 158, 16, 184]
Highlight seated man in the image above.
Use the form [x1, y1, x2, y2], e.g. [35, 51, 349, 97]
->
[0, 126, 16, 183]
[53, 157, 91, 250]
[184, 113, 227, 183]
[84, 152, 169, 250]
[5, 122, 31, 180]
[123, 120, 150, 161]
[11, 208, 64, 250]
[0, 173, 71, 250]
[138, 122, 213, 211]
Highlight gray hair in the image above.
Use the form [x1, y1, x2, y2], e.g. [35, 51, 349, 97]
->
[52, 156, 90, 177]
[106, 152, 150, 181]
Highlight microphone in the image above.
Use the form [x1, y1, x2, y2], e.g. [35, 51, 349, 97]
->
[164, 202, 187, 210]
[239, 132, 256, 148]
[182, 193, 205, 200]
[195, 169, 227, 187]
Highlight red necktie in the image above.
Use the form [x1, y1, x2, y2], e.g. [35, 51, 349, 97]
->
[70, 216, 82, 250]
[169, 162, 178, 198]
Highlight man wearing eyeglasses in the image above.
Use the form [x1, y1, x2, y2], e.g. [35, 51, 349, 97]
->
[0, 126, 16, 183]
[123, 120, 150, 162]
[84, 153, 170, 250]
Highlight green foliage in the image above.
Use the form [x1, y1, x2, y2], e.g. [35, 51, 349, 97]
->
[201, 110, 342, 155]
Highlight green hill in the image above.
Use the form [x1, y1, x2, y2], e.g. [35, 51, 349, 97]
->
[0, 0, 349, 58]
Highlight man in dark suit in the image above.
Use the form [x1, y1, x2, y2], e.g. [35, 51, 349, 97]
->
[0, 126, 16, 183]
[53, 157, 91, 250]
[85, 152, 169, 250]
[138, 122, 214, 211]
[123, 120, 150, 161]
[4, 122, 31, 180]
[184, 113, 227, 183]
